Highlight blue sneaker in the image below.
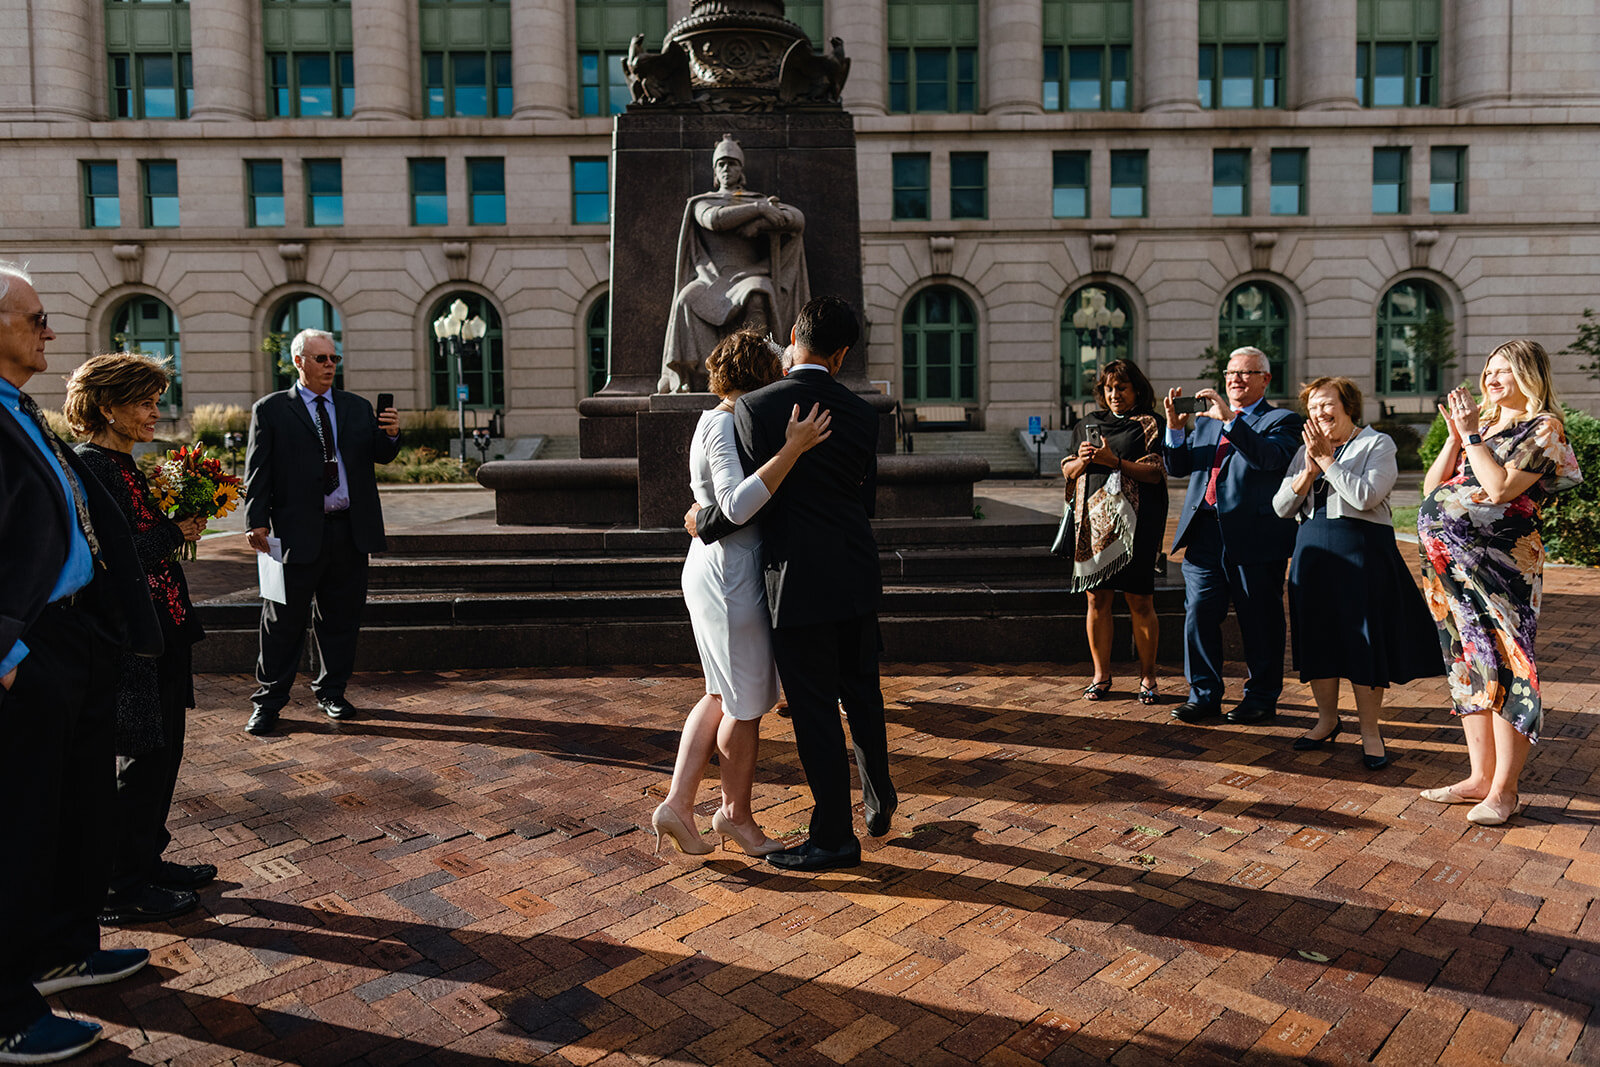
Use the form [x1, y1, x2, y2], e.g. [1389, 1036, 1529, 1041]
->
[0, 1013, 101, 1064]
[32, 948, 149, 996]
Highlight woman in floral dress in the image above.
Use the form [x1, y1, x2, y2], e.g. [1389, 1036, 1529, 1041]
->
[1416, 339, 1581, 825]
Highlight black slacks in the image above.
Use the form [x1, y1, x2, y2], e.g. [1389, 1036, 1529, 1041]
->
[0, 593, 120, 1033]
[252, 513, 368, 711]
[771, 613, 894, 850]
[109, 644, 191, 896]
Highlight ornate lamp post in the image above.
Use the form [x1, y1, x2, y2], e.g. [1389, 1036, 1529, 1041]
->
[1069, 289, 1125, 425]
[432, 299, 487, 462]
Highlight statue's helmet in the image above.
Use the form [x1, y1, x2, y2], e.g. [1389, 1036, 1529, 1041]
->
[713, 134, 744, 166]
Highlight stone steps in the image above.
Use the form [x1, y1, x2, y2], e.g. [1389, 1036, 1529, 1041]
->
[903, 429, 1039, 476]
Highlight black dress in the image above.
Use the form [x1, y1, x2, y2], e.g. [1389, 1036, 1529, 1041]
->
[1287, 485, 1441, 687]
[1069, 409, 1167, 595]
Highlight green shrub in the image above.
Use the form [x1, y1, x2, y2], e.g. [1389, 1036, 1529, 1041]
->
[400, 409, 458, 453]
[1419, 411, 1450, 470]
[1371, 419, 1423, 471]
[189, 403, 250, 446]
[373, 446, 479, 484]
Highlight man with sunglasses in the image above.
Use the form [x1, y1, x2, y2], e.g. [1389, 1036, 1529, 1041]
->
[1162, 346, 1302, 726]
[244, 329, 400, 734]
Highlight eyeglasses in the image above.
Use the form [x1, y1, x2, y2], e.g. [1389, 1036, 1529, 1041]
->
[1223, 370, 1267, 379]
[305, 353, 342, 365]
[2, 310, 47, 331]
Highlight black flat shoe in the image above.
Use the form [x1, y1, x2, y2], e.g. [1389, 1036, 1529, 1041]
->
[154, 860, 218, 890]
[1171, 702, 1221, 724]
[1293, 724, 1342, 751]
[864, 799, 897, 838]
[98, 884, 197, 926]
[1362, 740, 1390, 770]
[766, 839, 861, 872]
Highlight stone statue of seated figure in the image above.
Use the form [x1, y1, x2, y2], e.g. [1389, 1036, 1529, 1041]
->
[658, 134, 809, 393]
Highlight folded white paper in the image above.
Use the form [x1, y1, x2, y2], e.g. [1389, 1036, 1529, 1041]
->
[257, 536, 286, 604]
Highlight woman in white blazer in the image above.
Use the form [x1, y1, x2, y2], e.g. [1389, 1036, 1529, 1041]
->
[1273, 377, 1442, 769]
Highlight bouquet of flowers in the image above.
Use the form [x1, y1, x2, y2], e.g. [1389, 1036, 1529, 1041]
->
[147, 445, 244, 560]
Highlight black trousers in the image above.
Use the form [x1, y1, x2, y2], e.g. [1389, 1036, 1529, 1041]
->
[771, 614, 895, 850]
[109, 644, 191, 896]
[0, 594, 120, 1033]
[1180, 509, 1289, 707]
[253, 514, 368, 712]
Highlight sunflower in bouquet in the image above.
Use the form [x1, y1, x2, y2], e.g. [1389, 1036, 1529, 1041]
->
[148, 445, 244, 560]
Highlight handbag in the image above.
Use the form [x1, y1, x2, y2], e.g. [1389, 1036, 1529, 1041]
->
[1049, 490, 1075, 558]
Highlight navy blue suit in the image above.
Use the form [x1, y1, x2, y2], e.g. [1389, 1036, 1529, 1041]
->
[1163, 401, 1302, 708]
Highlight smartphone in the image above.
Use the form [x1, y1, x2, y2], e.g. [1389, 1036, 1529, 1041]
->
[1086, 426, 1103, 447]
[376, 392, 394, 415]
[1172, 396, 1207, 415]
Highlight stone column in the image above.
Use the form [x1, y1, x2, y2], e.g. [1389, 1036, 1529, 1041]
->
[352, 0, 413, 119]
[189, 0, 255, 120]
[23, 0, 97, 120]
[1292, 0, 1356, 109]
[1138, 0, 1198, 111]
[1447, 0, 1511, 107]
[833, 0, 885, 115]
[986, 0, 1042, 113]
[512, 0, 568, 117]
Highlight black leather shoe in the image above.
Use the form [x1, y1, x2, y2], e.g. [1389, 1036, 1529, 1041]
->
[98, 884, 197, 926]
[245, 707, 279, 735]
[1225, 702, 1278, 724]
[1362, 740, 1391, 770]
[153, 861, 218, 890]
[766, 840, 861, 872]
[1292, 725, 1341, 751]
[864, 800, 897, 838]
[1171, 702, 1222, 724]
[318, 697, 358, 721]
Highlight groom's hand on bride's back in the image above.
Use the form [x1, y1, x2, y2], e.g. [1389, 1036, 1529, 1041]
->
[684, 503, 701, 537]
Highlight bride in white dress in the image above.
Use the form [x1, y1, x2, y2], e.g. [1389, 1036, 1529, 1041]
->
[652, 331, 831, 858]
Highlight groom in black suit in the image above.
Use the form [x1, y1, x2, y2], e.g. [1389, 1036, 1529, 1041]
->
[244, 329, 400, 734]
[690, 296, 895, 871]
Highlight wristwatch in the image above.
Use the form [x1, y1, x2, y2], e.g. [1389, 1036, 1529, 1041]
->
[1466, 432, 1483, 446]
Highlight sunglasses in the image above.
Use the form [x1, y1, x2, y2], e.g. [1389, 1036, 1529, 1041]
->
[3, 310, 47, 331]
[1223, 370, 1266, 379]
[304, 353, 343, 365]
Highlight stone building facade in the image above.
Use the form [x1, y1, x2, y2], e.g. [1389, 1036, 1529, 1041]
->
[1, 0, 1598, 433]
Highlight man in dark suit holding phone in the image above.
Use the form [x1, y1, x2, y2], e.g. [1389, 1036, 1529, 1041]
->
[1162, 346, 1301, 725]
[687, 296, 894, 872]
[243, 329, 400, 734]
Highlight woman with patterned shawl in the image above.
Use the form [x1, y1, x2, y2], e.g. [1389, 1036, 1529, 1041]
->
[1417, 339, 1582, 826]
[1060, 359, 1168, 704]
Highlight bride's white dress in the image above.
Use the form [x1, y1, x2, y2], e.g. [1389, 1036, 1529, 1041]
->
[681, 408, 778, 720]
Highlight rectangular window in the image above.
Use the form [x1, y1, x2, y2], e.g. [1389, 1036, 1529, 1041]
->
[110, 51, 193, 119]
[888, 47, 977, 113]
[83, 162, 120, 229]
[410, 159, 448, 226]
[1372, 147, 1409, 214]
[1199, 43, 1282, 109]
[1109, 150, 1146, 218]
[574, 0, 668, 114]
[1044, 45, 1129, 111]
[1052, 151, 1089, 219]
[467, 157, 506, 225]
[267, 51, 355, 118]
[892, 153, 931, 221]
[1269, 148, 1306, 215]
[424, 51, 512, 117]
[1356, 38, 1436, 107]
[305, 159, 343, 226]
[141, 160, 178, 228]
[572, 157, 608, 225]
[1212, 149, 1249, 216]
[949, 152, 987, 220]
[1430, 146, 1465, 213]
[577, 51, 632, 116]
[246, 160, 284, 227]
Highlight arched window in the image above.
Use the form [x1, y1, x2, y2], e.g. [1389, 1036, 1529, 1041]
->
[111, 296, 181, 412]
[586, 295, 609, 396]
[1376, 280, 1448, 396]
[269, 294, 344, 392]
[429, 292, 504, 409]
[902, 286, 977, 403]
[1218, 282, 1289, 396]
[1061, 284, 1134, 406]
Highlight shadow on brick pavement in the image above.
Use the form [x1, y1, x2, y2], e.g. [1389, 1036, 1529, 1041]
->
[50, 570, 1600, 1065]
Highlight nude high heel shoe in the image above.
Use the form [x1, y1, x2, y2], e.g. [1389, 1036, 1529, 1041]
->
[652, 804, 713, 856]
[711, 811, 783, 856]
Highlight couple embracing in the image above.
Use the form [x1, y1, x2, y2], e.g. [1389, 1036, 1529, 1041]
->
[650, 296, 895, 873]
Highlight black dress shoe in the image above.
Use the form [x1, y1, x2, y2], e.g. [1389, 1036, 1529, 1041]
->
[864, 800, 897, 838]
[1225, 702, 1278, 724]
[98, 884, 197, 926]
[1362, 740, 1391, 770]
[245, 707, 279, 735]
[153, 861, 218, 890]
[318, 697, 358, 721]
[766, 839, 861, 872]
[1171, 701, 1222, 724]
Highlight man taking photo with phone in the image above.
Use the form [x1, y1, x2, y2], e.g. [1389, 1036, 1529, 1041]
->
[243, 329, 400, 734]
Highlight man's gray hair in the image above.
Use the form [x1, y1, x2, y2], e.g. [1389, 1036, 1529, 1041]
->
[0, 259, 33, 305]
[290, 328, 335, 361]
[1228, 345, 1271, 373]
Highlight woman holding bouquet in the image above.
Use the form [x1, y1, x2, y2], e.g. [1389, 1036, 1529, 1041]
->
[65, 353, 213, 924]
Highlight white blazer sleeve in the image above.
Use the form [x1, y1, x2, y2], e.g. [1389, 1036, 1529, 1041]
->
[705, 412, 772, 525]
[1322, 431, 1397, 513]
[1272, 445, 1310, 519]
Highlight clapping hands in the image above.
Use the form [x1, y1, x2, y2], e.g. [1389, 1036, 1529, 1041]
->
[1439, 386, 1480, 440]
[1302, 419, 1336, 471]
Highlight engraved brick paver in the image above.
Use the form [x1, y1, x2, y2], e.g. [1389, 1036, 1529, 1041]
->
[42, 567, 1600, 1064]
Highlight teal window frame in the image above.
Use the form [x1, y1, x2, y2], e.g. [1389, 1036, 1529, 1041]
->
[902, 286, 978, 404]
[572, 157, 608, 225]
[1372, 147, 1409, 214]
[83, 162, 121, 228]
[949, 152, 987, 220]
[269, 293, 344, 392]
[1355, 1, 1438, 108]
[467, 158, 506, 225]
[109, 52, 193, 119]
[1212, 149, 1249, 216]
[1109, 150, 1146, 218]
[1052, 151, 1089, 219]
[586, 294, 609, 396]
[305, 158, 343, 226]
[140, 160, 178, 228]
[1061, 284, 1133, 403]
[1429, 146, 1465, 214]
[574, 0, 667, 115]
[1376, 280, 1447, 396]
[577, 51, 630, 116]
[1218, 282, 1289, 397]
[410, 159, 448, 226]
[1197, 0, 1286, 110]
[424, 50, 512, 117]
[429, 292, 504, 409]
[267, 51, 354, 118]
[1269, 148, 1306, 215]
[1044, 45, 1129, 111]
[262, 0, 353, 117]
[111, 296, 182, 412]
[889, 47, 977, 113]
[892, 154, 931, 221]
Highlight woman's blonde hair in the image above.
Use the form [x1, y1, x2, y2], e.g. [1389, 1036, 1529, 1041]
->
[62, 352, 172, 436]
[1478, 338, 1563, 426]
